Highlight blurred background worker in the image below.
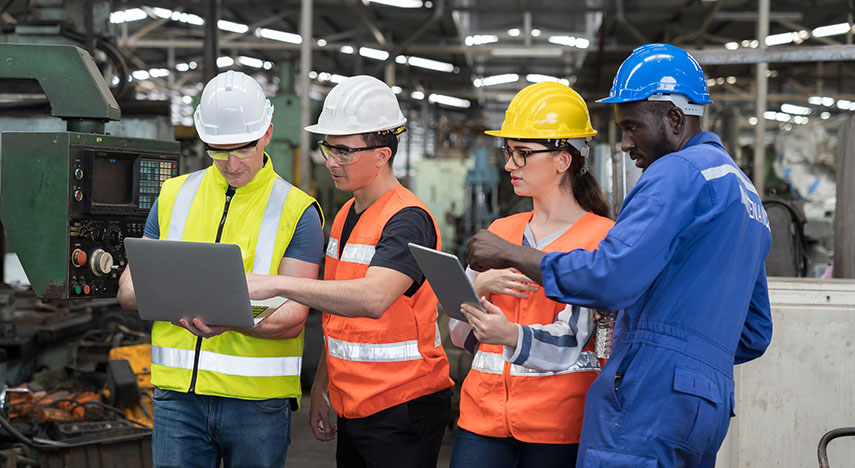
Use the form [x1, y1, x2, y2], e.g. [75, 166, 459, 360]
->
[447, 82, 614, 468]
[118, 70, 324, 468]
[465, 43, 773, 468]
[246, 75, 454, 468]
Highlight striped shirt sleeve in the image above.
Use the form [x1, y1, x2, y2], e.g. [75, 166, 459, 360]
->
[503, 305, 595, 372]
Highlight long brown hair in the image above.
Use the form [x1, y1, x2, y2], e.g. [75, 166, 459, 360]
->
[564, 146, 611, 218]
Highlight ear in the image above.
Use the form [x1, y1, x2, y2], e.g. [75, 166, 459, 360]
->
[375, 146, 392, 167]
[555, 150, 572, 173]
[667, 106, 685, 134]
[262, 123, 274, 145]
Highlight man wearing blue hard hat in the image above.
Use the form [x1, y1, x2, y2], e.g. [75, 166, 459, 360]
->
[465, 43, 773, 467]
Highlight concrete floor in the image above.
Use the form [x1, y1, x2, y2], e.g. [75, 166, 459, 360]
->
[285, 396, 455, 468]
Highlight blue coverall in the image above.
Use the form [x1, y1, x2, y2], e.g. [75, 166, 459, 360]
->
[540, 132, 774, 468]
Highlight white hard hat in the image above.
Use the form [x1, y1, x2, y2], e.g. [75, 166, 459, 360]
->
[305, 75, 406, 135]
[194, 70, 274, 145]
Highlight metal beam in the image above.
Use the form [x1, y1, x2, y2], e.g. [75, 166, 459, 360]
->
[690, 45, 855, 64]
[299, 0, 312, 193]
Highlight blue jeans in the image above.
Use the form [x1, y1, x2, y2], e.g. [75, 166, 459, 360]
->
[450, 428, 578, 468]
[152, 388, 292, 468]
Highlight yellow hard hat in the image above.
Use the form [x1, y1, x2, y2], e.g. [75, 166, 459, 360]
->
[485, 82, 597, 140]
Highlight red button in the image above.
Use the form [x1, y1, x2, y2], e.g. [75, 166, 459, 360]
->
[83, 285, 91, 295]
[71, 249, 87, 267]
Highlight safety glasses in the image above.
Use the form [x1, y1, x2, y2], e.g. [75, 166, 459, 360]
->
[318, 140, 386, 166]
[204, 139, 260, 161]
[501, 146, 556, 168]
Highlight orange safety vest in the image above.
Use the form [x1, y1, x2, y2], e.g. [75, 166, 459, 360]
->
[457, 211, 614, 444]
[323, 184, 454, 419]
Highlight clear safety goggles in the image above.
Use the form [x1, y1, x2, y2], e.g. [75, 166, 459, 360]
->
[204, 139, 260, 161]
[318, 141, 386, 166]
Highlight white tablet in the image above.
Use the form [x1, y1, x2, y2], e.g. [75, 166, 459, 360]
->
[408, 243, 483, 322]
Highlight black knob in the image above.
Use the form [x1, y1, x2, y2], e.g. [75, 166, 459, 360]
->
[79, 226, 90, 238]
[94, 227, 105, 241]
[109, 229, 122, 246]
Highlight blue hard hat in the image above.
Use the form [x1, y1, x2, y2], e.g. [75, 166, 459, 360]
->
[598, 43, 712, 105]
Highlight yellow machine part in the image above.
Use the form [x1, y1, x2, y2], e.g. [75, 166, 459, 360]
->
[108, 344, 154, 428]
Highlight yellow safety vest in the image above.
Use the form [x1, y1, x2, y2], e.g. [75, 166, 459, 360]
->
[151, 159, 321, 402]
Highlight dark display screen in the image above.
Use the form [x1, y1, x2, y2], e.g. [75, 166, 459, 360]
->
[92, 154, 134, 205]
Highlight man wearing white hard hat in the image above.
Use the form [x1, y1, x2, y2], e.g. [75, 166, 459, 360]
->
[246, 75, 454, 467]
[118, 70, 324, 467]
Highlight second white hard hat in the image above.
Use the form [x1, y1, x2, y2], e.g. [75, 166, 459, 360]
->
[305, 75, 406, 135]
[194, 70, 274, 145]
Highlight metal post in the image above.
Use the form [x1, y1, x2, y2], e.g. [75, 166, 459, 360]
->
[753, 0, 769, 198]
[833, 115, 855, 278]
[204, 0, 221, 83]
[299, 0, 313, 192]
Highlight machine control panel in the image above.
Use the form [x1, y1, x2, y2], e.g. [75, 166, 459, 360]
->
[67, 219, 147, 297]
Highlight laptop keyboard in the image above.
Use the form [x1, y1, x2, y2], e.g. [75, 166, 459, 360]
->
[251, 305, 267, 317]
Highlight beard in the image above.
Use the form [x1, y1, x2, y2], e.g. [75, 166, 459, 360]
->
[650, 123, 677, 162]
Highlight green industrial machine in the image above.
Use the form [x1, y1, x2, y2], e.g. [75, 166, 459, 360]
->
[0, 43, 180, 299]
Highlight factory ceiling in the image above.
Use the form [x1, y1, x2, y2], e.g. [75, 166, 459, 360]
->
[2, 0, 854, 128]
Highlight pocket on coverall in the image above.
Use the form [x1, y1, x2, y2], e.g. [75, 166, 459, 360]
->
[584, 448, 658, 468]
[658, 367, 722, 455]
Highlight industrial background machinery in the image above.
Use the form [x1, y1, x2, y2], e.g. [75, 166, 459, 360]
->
[0, 42, 177, 467]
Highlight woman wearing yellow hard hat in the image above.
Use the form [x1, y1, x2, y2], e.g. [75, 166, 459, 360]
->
[448, 82, 613, 468]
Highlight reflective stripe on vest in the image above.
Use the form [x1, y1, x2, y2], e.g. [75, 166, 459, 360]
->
[152, 345, 301, 377]
[326, 237, 339, 260]
[327, 336, 423, 362]
[340, 243, 375, 265]
[167, 171, 290, 274]
[251, 178, 292, 274]
[472, 350, 601, 377]
[167, 170, 205, 240]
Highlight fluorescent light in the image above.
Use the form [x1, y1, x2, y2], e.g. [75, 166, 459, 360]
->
[238, 56, 264, 68]
[531, 29, 541, 37]
[492, 48, 563, 57]
[525, 74, 570, 86]
[317, 72, 331, 82]
[808, 96, 822, 105]
[781, 103, 811, 115]
[749, 40, 759, 48]
[748, 117, 758, 125]
[706, 78, 716, 87]
[428, 93, 471, 108]
[263, 61, 273, 70]
[365, 0, 424, 8]
[317, 39, 328, 47]
[811, 96, 836, 107]
[391, 86, 402, 94]
[508, 28, 520, 37]
[109, 8, 147, 24]
[836, 99, 852, 110]
[411, 91, 425, 100]
[398, 55, 455, 73]
[182, 95, 193, 104]
[175, 63, 190, 72]
[793, 116, 809, 125]
[820, 111, 831, 119]
[548, 35, 589, 49]
[218, 20, 249, 34]
[217, 56, 235, 68]
[257, 28, 302, 44]
[464, 34, 499, 46]
[153, 8, 204, 26]
[151, 7, 172, 19]
[149, 68, 170, 78]
[132, 70, 150, 80]
[473, 73, 519, 88]
[359, 47, 390, 60]
[340, 45, 355, 54]
[726, 76, 736, 84]
[309, 71, 318, 79]
[812, 22, 851, 38]
[724, 42, 738, 50]
[765, 31, 795, 46]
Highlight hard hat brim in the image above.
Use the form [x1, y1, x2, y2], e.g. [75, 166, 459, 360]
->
[304, 119, 407, 136]
[484, 129, 597, 139]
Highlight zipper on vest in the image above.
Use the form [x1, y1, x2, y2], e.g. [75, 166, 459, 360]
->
[189, 185, 236, 393]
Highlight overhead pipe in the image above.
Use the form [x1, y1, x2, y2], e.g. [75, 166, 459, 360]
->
[614, 0, 648, 45]
[370, 0, 445, 76]
[753, 0, 769, 198]
[299, 0, 313, 192]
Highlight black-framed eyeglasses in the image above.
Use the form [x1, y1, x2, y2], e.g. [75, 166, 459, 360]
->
[204, 139, 260, 161]
[318, 140, 387, 165]
[501, 146, 557, 167]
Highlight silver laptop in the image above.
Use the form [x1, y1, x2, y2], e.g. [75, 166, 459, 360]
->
[408, 243, 483, 323]
[124, 238, 287, 327]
